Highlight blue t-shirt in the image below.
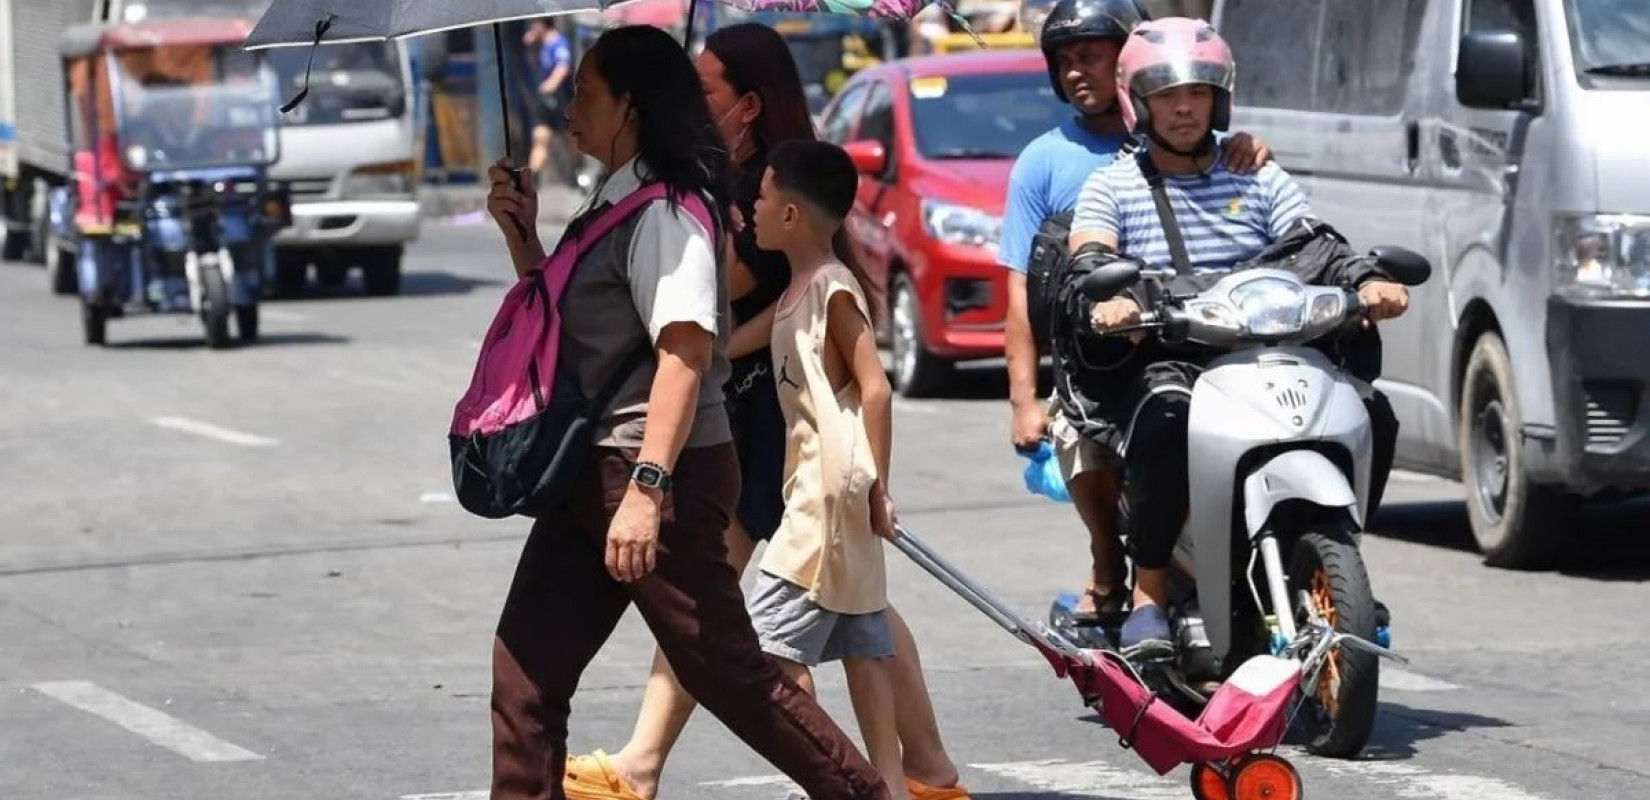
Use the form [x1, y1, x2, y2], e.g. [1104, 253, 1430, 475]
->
[999, 118, 1129, 273]
[536, 36, 572, 91]
[1071, 146, 1311, 276]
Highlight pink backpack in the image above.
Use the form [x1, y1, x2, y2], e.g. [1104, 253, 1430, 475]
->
[449, 183, 716, 519]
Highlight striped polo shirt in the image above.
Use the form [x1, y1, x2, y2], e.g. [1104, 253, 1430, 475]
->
[1071, 147, 1312, 276]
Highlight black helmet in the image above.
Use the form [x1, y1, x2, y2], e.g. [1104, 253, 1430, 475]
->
[1039, 0, 1149, 102]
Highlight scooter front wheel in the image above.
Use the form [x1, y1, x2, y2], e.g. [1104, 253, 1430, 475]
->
[1289, 525, 1379, 758]
[200, 266, 233, 350]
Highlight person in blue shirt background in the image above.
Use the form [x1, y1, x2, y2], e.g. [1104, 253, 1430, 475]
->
[999, 0, 1271, 629]
[524, 18, 574, 186]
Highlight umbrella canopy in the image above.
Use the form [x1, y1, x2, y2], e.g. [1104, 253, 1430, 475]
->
[243, 0, 620, 49]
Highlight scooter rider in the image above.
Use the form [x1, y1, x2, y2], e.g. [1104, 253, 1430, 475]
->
[999, 0, 1271, 626]
[1065, 17, 1409, 652]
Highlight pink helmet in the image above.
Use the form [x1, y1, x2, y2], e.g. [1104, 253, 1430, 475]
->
[1116, 17, 1236, 136]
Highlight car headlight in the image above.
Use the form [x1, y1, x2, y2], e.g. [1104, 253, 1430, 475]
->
[922, 200, 1000, 252]
[345, 160, 415, 197]
[1229, 275, 1307, 337]
[1555, 214, 1650, 299]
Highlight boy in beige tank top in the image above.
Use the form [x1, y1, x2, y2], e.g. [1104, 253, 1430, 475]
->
[746, 141, 910, 800]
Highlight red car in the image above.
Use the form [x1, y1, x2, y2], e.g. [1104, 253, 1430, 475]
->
[819, 49, 1066, 397]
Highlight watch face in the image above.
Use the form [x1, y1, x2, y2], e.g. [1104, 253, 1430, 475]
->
[634, 465, 663, 486]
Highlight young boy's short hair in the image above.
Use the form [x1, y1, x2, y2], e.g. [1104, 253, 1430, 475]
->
[768, 140, 858, 226]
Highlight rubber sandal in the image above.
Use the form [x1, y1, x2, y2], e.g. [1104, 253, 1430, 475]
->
[907, 775, 974, 800]
[564, 750, 647, 800]
[1072, 585, 1129, 626]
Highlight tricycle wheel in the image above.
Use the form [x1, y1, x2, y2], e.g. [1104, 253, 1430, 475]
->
[1231, 754, 1301, 800]
[201, 266, 233, 350]
[46, 228, 77, 295]
[81, 298, 106, 346]
[1289, 524, 1379, 758]
[1190, 762, 1231, 800]
[236, 303, 259, 344]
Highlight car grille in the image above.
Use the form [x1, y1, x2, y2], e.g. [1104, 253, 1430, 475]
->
[1583, 381, 1637, 449]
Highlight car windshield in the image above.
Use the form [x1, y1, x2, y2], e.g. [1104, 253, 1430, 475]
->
[1566, 0, 1650, 79]
[909, 70, 1066, 160]
[114, 44, 281, 171]
[264, 42, 407, 125]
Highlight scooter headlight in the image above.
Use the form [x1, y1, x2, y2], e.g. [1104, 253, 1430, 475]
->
[1229, 276, 1307, 337]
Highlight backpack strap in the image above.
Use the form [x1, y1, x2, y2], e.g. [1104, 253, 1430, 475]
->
[1135, 147, 1192, 277]
[540, 184, 720, 303]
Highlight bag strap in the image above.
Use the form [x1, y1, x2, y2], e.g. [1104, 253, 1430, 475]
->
[540, 184, 719, 302]
[1135, 147, 1192, 277]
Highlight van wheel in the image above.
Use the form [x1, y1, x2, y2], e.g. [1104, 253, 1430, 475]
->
[1459, 332, 1572, 569]
[890, 272, 952, 398]
[236, 303, 260, 344]
[362, 247, 402, 296]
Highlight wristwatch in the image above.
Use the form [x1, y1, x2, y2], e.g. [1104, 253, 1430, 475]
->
[630, 461, 673, 492]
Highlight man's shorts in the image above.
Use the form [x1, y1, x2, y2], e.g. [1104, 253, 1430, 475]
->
[747, 570, 895, 667]
[1049, 400, 1122, 481]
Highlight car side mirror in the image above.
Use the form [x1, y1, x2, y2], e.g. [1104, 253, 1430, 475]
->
[1368, 245, 1432, 287]
[1080, 259, 1142, 302]
[1457, 30, 1529, 110]
[842, 140, 887, 175]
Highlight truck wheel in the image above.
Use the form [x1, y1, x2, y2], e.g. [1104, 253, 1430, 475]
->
[316, 263, 347, 287]
[362, 247, 402, 296]
[81, 298, 107, 347]
[1459, 332, 1571, 569]
[236, 303, 260, 344]
[1288, 524, 1379, 758]
[201, 266, 234, 350]
[890, 272, 952, 398]
[45, 228, 77, 295]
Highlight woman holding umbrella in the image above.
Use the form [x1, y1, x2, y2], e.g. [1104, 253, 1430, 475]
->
[561, 23, 973, 800]
[485, 24, 889, 800]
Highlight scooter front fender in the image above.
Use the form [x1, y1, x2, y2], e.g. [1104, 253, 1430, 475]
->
[1242, 449, 1361, 537]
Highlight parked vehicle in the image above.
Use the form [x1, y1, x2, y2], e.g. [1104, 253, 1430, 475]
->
[55, 18, 288, 348]
[1209, 0, 1650, 568]
[1051, 252, 1430, 758]
[820, 50, 1065, 396]
[0, 0, 102, 279]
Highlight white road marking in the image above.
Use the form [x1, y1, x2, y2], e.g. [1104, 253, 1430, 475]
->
[1381, 667, 1466, 692]
[400, 793, 487, 800]
[894, 399, 944, 415]
[1323, 760, 1566, 800]
[969, 758, 1188, 799]
[30, 681, 261, 763]
[419, 492, 455, 504]
[149, 416, 278, 447]
[698, 775, 800, 789]
[1391, 469, 1448, 484]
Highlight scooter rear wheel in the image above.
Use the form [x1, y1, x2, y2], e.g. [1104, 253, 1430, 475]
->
[1230, 754, 1301, 800]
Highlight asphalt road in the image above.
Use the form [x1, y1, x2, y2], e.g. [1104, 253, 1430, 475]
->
[3, 220, 1648, 800]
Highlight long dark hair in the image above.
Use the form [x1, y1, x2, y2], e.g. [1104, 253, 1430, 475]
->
[704, 23, 815, 153]
[702, 23, 882, 325]
[586, 25, 733, 233]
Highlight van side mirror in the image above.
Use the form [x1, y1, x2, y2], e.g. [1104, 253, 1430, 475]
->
[842, 140, 887, 175]
[1457, 30, 1529, 110]
[1368, 245, 1432, 287]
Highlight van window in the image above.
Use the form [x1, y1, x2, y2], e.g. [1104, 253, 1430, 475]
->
[1222, 0, 1424, 116]
[1220, 0, 1325, 111]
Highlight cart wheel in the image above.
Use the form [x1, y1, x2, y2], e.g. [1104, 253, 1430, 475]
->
[1190, 762, 1231, 800]
[1231, 754, 1301, 800]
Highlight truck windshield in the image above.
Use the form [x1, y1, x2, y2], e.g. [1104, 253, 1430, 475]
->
[264, 42, 407, 125]
[114, 45, 281, 171]
[1567, 0, 1650, 79]
[910, 71, 1065, 160]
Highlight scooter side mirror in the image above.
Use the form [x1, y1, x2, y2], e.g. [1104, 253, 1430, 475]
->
[1079, 259, 1142, 302]
[1368, 245, 1432, 287]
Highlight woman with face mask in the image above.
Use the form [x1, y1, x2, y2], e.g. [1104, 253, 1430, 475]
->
[561, 23, 974, 800]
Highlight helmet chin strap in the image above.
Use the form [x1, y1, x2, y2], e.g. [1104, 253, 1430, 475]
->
[1147, 129, 1217, 160]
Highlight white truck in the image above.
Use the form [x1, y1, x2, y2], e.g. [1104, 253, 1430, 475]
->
[0, 0, 100, 282]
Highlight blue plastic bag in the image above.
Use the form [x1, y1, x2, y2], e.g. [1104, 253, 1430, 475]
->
[1019, 440, 1071, 503]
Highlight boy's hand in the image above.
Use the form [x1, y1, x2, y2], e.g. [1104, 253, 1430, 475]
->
[870, 483, 898, 541]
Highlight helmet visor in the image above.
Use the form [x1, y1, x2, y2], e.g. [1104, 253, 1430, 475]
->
[1129, 57, 1234, 98]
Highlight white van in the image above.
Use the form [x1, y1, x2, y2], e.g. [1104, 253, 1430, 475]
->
[1208, 0, 1650, 568]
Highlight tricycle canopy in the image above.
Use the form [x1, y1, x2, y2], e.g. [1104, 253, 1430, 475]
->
[60, 19, 281, 176]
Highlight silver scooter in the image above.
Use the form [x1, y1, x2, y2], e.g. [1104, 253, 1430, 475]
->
[1065, 248, 1430, 758]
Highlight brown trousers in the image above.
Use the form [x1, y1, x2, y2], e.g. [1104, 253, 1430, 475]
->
[491, 444, 889, 800]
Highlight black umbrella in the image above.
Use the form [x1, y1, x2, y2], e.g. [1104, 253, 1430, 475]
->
[243, 0, 632, 166]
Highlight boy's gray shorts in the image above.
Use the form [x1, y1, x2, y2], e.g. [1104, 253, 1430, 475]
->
[747, 570, 895, 667]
